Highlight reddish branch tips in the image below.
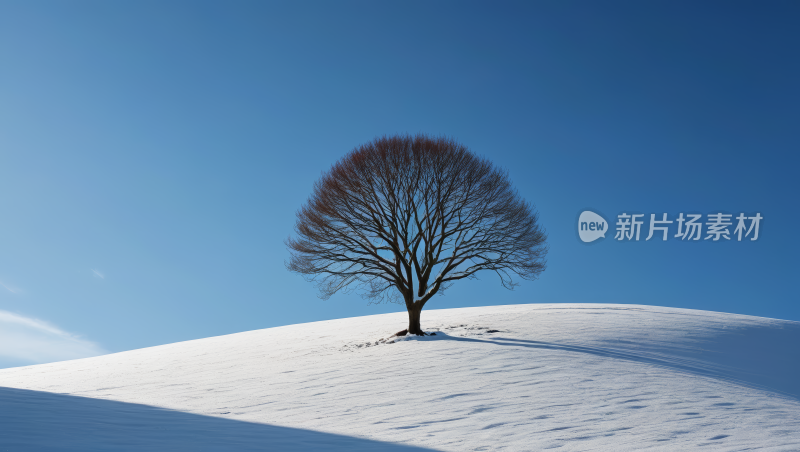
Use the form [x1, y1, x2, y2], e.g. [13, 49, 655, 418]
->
[286, 134, 548, 308]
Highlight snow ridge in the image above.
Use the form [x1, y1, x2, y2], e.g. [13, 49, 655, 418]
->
[1, 304, 799, 451]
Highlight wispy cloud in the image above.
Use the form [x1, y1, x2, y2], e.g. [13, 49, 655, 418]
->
[0, 310, 107, 366]
[0, 281, 21, 294]
[92, 269, 105, 279]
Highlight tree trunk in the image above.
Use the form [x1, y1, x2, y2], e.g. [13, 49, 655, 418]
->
[407, 303, 424, 336]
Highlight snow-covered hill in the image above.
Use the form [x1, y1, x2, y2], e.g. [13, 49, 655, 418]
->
[2, 304, 799, 451]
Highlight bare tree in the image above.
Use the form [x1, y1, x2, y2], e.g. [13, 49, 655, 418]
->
[286, 134, 548, 336]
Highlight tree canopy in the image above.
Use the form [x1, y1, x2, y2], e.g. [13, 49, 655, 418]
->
[286, 134, 547, 335]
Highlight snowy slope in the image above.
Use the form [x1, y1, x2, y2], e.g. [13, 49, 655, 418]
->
[1, 304, 799, 451]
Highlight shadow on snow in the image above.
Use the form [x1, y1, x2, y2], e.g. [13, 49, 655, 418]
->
[423, 322, 800, 401]
[0, 386, 440, 452]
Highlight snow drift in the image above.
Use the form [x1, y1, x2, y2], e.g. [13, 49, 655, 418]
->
[1, 304, 799, 451]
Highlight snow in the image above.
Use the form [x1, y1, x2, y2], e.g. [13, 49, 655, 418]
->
[1, 304, 799, 451]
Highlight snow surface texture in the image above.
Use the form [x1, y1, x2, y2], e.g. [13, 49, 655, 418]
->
[1, 304, 799, 451]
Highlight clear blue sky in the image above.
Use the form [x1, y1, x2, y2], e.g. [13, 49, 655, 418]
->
[1, 1, 798, 368]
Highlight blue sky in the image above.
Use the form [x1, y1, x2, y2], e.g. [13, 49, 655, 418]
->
[1, 1, 798, 368]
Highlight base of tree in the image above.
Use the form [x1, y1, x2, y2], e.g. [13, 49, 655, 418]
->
[393, 329, 436, 337]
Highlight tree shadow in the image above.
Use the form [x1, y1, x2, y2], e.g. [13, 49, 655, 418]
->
[431, 324, 800, 401]
[0, 386, 440, 451]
